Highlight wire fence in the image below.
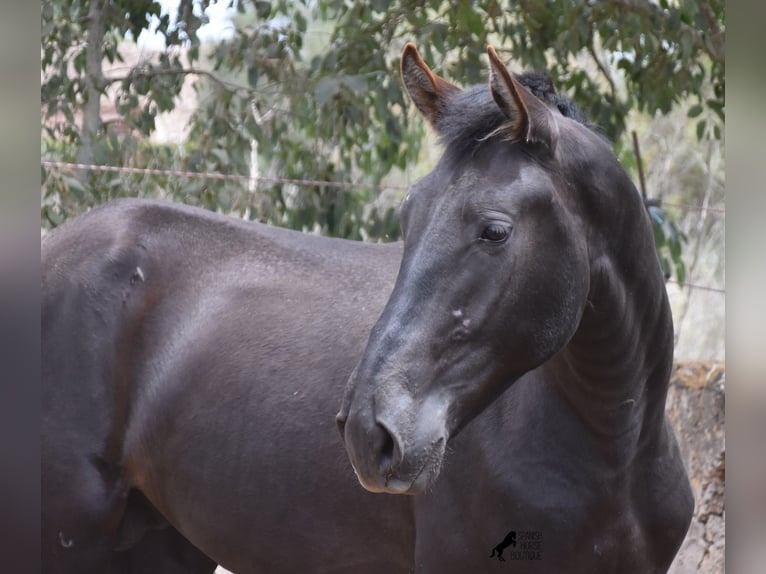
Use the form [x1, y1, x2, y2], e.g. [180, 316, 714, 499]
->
[41, 160, 728, 216]
[42, 159, 726, 295]
[666, 280, 725, 294]
[41, 160, 400, 192]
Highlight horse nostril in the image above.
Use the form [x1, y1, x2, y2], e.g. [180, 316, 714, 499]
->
[373, 421, 399, 475]
[379, 426, 395, 466]
[335, 412, 347, 439]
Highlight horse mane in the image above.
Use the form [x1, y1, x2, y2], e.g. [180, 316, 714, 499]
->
[437, 71, 589, 154]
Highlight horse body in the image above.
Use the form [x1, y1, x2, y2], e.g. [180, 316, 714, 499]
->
[42, 199, 413, 573]
[42, 43, 693, 573]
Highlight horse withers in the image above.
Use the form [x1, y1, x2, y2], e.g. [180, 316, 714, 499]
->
[42, 43, 693, 573]
[336, 44, 693, 571]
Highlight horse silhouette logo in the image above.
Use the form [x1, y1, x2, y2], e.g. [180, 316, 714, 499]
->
[490, 530, 516, 561]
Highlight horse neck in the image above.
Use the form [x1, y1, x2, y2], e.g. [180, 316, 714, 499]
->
[548, 204, 674, 455]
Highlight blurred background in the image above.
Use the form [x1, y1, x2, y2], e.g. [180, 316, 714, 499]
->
[40, 2, 725, 572]
[40, 0, 724, 361]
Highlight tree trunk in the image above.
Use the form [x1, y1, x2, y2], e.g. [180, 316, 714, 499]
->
[77, 0, 106, 180]
[667, 361, 725, 573]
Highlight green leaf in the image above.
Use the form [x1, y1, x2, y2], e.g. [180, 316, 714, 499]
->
[248, 66, 259, 86]
[314, 77, 340, 106]
[294, 10, 307, 33]
[457, 2, 484, 37]
[371, 0, 388, 14]
[255, 1, 271, 19]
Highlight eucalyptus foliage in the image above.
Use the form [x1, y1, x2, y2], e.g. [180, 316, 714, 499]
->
[42, 0, 723, 278]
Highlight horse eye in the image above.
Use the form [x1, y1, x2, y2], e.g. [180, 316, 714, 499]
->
[480, 224, 510, 243]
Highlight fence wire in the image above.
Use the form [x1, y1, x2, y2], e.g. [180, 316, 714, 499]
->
[42, 160, 725, 295]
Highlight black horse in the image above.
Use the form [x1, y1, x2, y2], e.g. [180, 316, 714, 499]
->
[338, 43, 693, 571]
[42, 44, 693, 573]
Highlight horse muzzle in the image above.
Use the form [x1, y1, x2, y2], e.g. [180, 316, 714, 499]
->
[336, 390, 448, 495]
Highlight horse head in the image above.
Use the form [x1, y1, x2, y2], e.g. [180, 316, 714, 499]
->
[337, 43, 652, 495]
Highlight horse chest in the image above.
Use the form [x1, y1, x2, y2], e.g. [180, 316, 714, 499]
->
[413, 471, 652, 573]
[407, 394, 658, 572]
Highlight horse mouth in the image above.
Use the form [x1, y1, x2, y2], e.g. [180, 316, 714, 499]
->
[357, 436, 446, 495]
[386, 460, 438, 495]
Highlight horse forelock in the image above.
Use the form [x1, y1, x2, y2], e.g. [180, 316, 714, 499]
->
[437, 73, 589, 155]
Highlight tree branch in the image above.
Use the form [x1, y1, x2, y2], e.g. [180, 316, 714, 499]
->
[105, 66, 262, 96]
[78, 0, 106, 177]
[609, 0, 724, 64]
[587, 40, 616, 104]
[698, 2, 725, 63]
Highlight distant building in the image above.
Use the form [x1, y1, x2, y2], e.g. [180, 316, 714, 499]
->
[43, 41, 197, 145]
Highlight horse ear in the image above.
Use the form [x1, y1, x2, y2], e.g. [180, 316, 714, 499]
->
[487, 46, 559, 152]
[401, 43, 460, 132]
